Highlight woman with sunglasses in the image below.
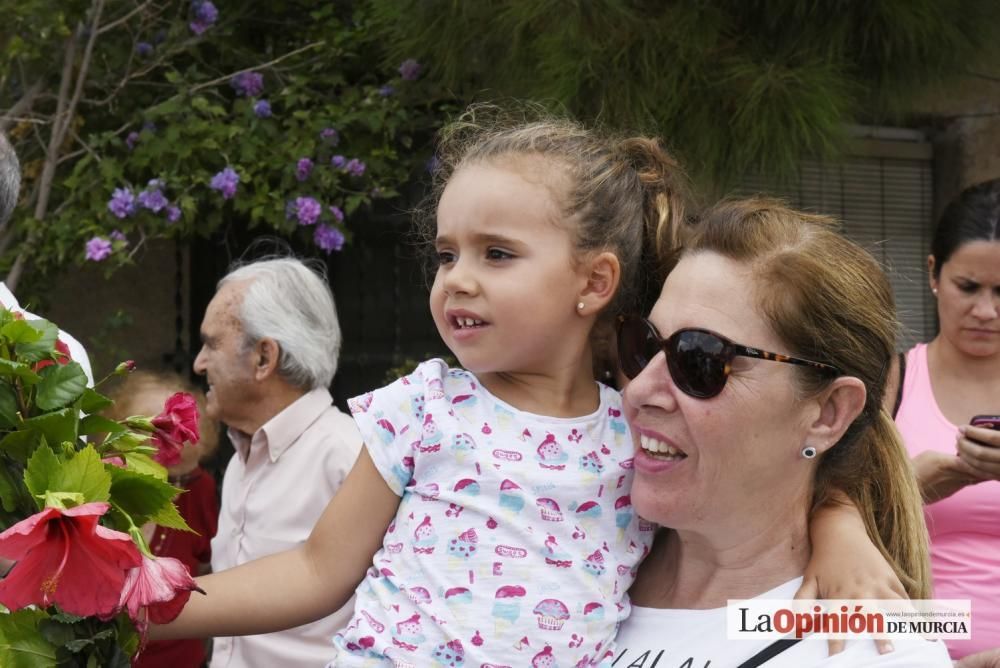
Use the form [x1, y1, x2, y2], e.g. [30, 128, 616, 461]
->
[886, 179, 1000, 666]
[613, 198, 952, 666]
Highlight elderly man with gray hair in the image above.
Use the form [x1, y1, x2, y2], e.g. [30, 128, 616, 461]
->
[194, 257, 362, 668]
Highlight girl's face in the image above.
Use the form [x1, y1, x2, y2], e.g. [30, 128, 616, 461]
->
[930, 240, 1000, 359]
[623, 253, 816, 532]
[430, 160, 591, 375]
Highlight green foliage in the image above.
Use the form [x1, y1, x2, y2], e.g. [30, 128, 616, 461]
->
[370, 0, 1000, 186]
[0, 306, 193, 663]
[2, 1, 452, 282]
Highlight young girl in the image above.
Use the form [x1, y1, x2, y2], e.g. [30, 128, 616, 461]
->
[107, 370, 220, 668]
[158, 111, 902, 666]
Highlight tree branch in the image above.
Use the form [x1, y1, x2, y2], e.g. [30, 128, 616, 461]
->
[96, 0, 156, 35]
[0, 80, 44, 133]
[187, 41, 326, 94]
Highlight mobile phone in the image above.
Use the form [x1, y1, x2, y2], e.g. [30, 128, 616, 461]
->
[970, 415, 1000, 430]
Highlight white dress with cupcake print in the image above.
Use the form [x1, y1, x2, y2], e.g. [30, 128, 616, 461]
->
[334, 360, 652, 667]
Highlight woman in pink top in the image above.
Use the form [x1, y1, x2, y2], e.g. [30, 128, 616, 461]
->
[887, 179, 1000, 665]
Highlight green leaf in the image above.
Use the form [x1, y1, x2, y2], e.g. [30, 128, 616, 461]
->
[25, 445, 111, 507]
[0, 319, 42, 345]
[0, 608, 58, 668]
[55, 446, 112, 504]
[109, 467, 186, 530]
[0, 359, 41, 384]
[103, 431, 153, 453]
[21, 409, 77, 447]
[78, 415, 126, 437]
[79, 387, 113, 414]
[0, 430, 39, 463]
[23, 443, 59, 506]
[0, 464, 20, 512]
[121, 452, 166, 479]
[13, 320, 58, 363]
[36, 363, 87, 411]
[0, 383, 19, 428]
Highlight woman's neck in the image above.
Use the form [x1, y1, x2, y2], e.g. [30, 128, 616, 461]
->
[634, 518, 810, 610]
[927, 336, 1000, 384]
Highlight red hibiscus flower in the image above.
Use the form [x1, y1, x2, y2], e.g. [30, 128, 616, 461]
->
[151, 392, 200, 466]
[119, 553, 202, 626]
[33, 338, 72, 372]
[0, 502, 141, 617]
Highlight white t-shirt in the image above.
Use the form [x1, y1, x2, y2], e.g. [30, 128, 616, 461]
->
[614, 578, 953, 667]
[340, 359, 655, 667]
[0, 282, 93, 385]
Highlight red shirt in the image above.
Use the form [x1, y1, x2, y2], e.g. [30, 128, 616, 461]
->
[133, 467, 218, 668]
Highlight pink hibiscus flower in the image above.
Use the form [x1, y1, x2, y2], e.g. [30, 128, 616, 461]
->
[119, 553, 202, 626]
[151, 392, 200, 466]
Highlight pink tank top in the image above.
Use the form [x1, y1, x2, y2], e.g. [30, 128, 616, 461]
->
[895, 343, 1000, 658]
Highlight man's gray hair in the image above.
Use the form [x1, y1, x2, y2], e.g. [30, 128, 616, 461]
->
[220, 257, 342, 390]
[0, 132, 21, 228]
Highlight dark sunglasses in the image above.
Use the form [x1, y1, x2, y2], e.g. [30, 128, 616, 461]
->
[616, 315, 841, 398]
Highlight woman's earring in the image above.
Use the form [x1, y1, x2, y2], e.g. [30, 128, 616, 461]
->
[801, 446, 818, 459]
[932, 288, 938, 296]
[577, 302, 585, 311]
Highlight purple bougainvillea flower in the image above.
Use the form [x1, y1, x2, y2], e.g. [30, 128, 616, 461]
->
[125, 132, 140, 150]
[314, 224, 345, 253]
[85, 237, 113, 262]
[320, 128, 339, 145]
[328, 205, 344, 223]
[378, 85, 395, 97]
[425, 155, 441, 174]
[138, 188, 168, 213]
[189, 0, 218, 34]
[296, 157, 314, 182]
[345, 158, 366, 177]
[253, 99, 272, 118]
[136, 42, 154, 57]
[330, 155, 346, 169]
[210, 167, 240, 200]
[294, 197, 322, 226]
[110, 230, 127, 243]
[230, 72, 264, 97]
[166, 205, 182, 223]
[399, 59, 422, 81]
[108, 188, 136, 219]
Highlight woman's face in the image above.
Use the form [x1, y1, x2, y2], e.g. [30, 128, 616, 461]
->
[930, 240, 1000, 359]
[622, 252, 817, 532]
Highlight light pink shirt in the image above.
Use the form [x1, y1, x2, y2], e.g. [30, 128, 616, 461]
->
[210, 387, 362, 668]
[895, 343, 1000, 658]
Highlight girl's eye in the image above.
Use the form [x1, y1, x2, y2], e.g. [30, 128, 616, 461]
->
[436, 251, 456, 266]
[486, 248, 514, 261]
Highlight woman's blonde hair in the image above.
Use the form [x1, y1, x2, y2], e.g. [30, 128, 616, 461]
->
[678, 197, 932, 598]
[106, 369, 219, 461]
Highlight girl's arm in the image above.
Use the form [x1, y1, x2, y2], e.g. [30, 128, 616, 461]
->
[152, 447, 398, 640]
[798, 492, 905, 655]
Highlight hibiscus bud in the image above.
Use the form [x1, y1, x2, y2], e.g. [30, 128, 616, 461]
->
[115, 360, 138, 375]
[125, 416, 156, 432]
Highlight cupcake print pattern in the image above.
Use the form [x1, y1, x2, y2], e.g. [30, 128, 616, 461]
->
[342, 358, 651, 667]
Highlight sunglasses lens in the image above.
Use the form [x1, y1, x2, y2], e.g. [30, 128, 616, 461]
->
[617, 316, 660, 379]
[667, 330, 729, 398]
